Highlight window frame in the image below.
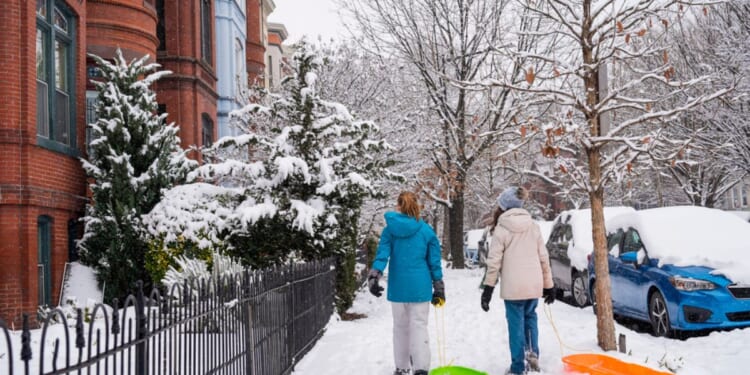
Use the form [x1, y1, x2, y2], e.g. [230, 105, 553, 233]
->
[36, 0, 77, 155]
[200, 0, 212, 66]
[202, 113, 214, 147]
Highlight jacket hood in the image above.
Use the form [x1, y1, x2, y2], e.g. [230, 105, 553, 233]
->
[384, 211, 424, 238]
[497, 208, 534, 233]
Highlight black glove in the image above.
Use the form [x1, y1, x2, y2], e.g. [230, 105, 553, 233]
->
[542, 287, 555, 305]
[368, 269, 383, 297]
[431, 280, 445, 306]
[480, 285, 494, 312]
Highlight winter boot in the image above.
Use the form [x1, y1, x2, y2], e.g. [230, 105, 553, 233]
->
[414, 370, 429, 375]
[393, 369, 410, 375]
[525, 351, 540, 372]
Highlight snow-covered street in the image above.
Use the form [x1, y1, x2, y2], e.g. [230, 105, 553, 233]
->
[293, 266, 750, 375]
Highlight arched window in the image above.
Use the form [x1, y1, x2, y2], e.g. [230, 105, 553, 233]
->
[202, 113, 214, 147]
[36, 0, 76, 151]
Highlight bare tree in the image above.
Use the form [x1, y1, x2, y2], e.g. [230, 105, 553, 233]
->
[341, 0, 543, 267]
[495, 0, 734, 349]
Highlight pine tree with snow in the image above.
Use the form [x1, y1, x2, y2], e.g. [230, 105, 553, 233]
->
[79, 49, 197, 302]
[146, 41, 395, 312]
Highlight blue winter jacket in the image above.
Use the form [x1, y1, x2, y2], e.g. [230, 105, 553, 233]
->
[372, 211, 443, 303]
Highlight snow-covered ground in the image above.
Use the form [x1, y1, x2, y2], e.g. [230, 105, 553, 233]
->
[292, 266, 750, 375]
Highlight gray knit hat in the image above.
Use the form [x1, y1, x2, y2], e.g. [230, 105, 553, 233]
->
[496, 187, 525, 211]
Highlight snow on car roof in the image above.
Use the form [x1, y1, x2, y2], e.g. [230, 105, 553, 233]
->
[535, 220, 553, 243]
[559, 206, 636, 271]
[465, 229, 485, 250]
[607, 206, 750, 284]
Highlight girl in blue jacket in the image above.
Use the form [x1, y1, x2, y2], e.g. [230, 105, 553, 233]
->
[368, 191, 444, 375]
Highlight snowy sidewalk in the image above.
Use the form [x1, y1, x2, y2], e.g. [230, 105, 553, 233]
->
[292, 266, 750, 375]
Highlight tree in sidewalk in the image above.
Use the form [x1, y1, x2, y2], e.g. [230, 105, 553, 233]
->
[145, 41, 397, 314]
[501, 1, 733, 349]
[342, 0, 544, 268]
[79, 50, 196, 303]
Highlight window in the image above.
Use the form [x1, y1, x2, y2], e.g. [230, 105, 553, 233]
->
[38, 216, 52, 307]
[156, 0, 166, 51]
[200, 0, 212, 65]
[622, 230, 643, 254]
[37, 0, 75, 150]
[268, 55, 273, 88]
[235, 38, 244, 82]
[202, 113, 214, 147]
[85, 90, 98, 156]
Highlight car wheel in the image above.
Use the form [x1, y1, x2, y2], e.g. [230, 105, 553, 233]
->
[571, 272, 589, 308]
[649, 291, 671, 337]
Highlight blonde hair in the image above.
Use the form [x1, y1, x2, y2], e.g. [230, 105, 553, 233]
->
[397, 191, 421, 219]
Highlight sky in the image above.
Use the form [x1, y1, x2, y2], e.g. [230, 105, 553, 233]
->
[268, 0, 350, 43]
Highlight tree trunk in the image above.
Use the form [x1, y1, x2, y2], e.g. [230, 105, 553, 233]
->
[442, 204, 451, 259]
[448, 192, 466, 269]
[588, 150, 617, 351]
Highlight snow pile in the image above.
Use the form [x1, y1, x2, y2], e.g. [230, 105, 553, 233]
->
[59, 262, 103, 309]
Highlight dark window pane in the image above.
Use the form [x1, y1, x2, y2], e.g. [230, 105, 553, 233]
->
[55, 40, 67, 90]
[55, 90, 70, 145]
[202, 114, 214, 146]
[156, 0, 166, 51]
[54, 7, 68, 33]
[201, 0, 212, 64]
[37, 0, 47, 18]
[36, 29, 46, 79]
[37, 80, 49, 137]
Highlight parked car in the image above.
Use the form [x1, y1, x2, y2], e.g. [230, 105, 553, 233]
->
[463, 229, 485, 264]
[588, 206, 750, 337]
[547, 207, 635, 307]
[727, 210, 750, 223]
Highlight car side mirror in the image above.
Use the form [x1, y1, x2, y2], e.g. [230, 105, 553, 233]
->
[620, 251, 638, 265]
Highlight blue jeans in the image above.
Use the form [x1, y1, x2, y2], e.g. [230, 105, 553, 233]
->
[504, 299, 539, 374]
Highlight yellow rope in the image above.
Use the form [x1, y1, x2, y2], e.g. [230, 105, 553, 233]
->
[434, 305, 446, 366]
[543, 303, 589, 355]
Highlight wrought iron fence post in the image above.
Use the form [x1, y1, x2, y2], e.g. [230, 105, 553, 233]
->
[135, 281, 147, 375]
[242, 271, 254, 375]
[21, 314, 31, 374]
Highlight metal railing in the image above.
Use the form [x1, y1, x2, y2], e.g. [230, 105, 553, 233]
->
[0, 258, 336, 375]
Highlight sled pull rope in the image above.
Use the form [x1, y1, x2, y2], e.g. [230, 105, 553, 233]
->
[543, 303, 588, 355]
[433, 305, 452, 367]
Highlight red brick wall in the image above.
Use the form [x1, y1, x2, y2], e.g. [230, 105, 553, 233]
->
[155, 0, 218, 158]
[246, 0, 266, 83]
[86, 0, 159, 61]
[0, 0, 88, 326]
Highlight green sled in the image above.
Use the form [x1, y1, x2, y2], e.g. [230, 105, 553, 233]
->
[429, 366, 488, 375]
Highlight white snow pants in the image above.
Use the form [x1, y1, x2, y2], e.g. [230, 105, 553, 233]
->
[391, 302, 430, 371]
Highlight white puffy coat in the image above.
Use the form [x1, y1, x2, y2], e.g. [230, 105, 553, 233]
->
[482, 208, 554, 300]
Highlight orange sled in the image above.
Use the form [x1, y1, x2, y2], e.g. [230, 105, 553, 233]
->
[563, 354, 672, 375]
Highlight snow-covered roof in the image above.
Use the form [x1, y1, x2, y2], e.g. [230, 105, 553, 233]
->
[535, 220, 553, 243]
[607, 206, 750, 284]
[727, 210, 750, 222]
[557, 206, 636, 270]
[465, 229, 485, 250]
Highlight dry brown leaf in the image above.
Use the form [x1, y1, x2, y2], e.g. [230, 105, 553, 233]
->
[525, 67, 535, 85]
[553, 66, 560, 77]
[559, 165, 568, 174]
[661, 19, 669, 28]
[617, 21, 624, 33]
[637, 28, 647, 37]
[625, 33, 631, 44]
[642, 136, 651, 144]
[663, 50, 669, 64]
[520, 125, 527, 139]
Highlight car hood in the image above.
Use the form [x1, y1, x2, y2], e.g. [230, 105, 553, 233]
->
[659, 264, 733, 287]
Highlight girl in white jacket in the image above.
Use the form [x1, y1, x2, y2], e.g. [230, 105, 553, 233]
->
[480, 186, 555, 374]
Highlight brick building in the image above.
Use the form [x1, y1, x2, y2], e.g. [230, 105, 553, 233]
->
[0, 0, 270, 326]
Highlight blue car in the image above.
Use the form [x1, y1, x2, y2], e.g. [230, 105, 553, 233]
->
[588, 206, 750, 337]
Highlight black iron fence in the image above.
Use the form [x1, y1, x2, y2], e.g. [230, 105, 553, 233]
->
[0, 258, 336, 375]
